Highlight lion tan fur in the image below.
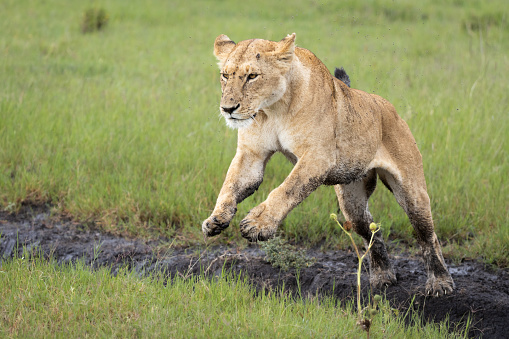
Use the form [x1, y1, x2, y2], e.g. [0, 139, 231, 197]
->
[202, 33, 454, 296]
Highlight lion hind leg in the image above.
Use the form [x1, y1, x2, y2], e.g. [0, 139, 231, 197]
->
[334, 170, 397, 289]
[376, 166, 455, 296]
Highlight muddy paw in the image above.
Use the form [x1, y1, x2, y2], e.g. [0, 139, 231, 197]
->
[425, 274, 455, 297]
[370, 269, 397, 289]
[202, 214, 232, 237]
[239, 207, 278, 242]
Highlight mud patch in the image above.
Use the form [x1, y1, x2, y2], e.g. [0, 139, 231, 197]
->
[1, 208, 508, 338]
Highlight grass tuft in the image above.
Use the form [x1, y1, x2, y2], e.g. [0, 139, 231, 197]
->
[81, 7, 109, 33]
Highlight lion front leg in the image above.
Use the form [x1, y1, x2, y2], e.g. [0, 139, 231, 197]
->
[202, 150, 269, 238]
[240, 157, 328, 242]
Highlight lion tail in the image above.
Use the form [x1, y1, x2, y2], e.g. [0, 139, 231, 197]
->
[334, 67, 351, 87]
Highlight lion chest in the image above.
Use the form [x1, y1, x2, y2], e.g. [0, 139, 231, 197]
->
[274, 131, 299, 165]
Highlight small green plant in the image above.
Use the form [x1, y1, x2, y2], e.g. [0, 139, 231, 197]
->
[81, 7, 109, 34]
[330, 213, 382, 339]
[260, 236, 314, 271]
[92, 240, 103, 267]
[4, 202, 16, 213]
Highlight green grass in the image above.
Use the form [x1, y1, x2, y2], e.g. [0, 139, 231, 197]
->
[0, 0, 508, 263]
[0, 255, 467, 338]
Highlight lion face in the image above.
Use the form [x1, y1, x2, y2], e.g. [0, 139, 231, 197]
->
[214, 34, 296, 129]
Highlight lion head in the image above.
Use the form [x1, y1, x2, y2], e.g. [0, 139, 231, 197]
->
[213, 33, 296, 129]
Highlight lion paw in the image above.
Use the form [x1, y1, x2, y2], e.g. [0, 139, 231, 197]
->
[425, 274, 455, 297]
[370, 269, 397, 289]
[240, 214, 277, 242]
[202, 215, 231, 237]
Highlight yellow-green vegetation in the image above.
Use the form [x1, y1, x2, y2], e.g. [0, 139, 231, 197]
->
[0, 0, 507, 263]
[0, 255, 467, 338]
[331, 214, 383, 337]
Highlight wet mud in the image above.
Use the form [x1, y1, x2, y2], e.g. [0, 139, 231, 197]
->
[1, 207, 508, 338]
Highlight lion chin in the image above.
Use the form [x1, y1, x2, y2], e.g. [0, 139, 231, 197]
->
[224, 116, 255, 129]
[203, 33, 455, 297]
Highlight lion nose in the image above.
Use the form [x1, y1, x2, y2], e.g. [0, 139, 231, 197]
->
[222, 104, 240, 114]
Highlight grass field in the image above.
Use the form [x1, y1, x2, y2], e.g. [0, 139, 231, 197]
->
[0, 254, 467, 338]
[1, 0, 506, 336]
[1, 1, 508, 262]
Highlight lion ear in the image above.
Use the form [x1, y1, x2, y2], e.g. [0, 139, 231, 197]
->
[214, 34, 236, 69]
[275, 33, 296, 62]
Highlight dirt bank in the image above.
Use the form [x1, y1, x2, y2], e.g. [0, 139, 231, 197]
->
[1, 207, 507, 338]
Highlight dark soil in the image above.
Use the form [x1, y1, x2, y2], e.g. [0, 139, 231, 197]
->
[1, 207, 508, 338]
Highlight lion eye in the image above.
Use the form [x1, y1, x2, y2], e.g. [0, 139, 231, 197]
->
[248, 74, 258, 80]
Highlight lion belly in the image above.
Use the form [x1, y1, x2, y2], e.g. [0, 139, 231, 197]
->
[323, 162, 370, 185]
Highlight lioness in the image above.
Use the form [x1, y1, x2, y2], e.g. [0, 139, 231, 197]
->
[202, 33, 454, 296]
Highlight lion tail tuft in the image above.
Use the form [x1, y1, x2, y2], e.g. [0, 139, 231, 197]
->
[334, 67, 351, 87]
